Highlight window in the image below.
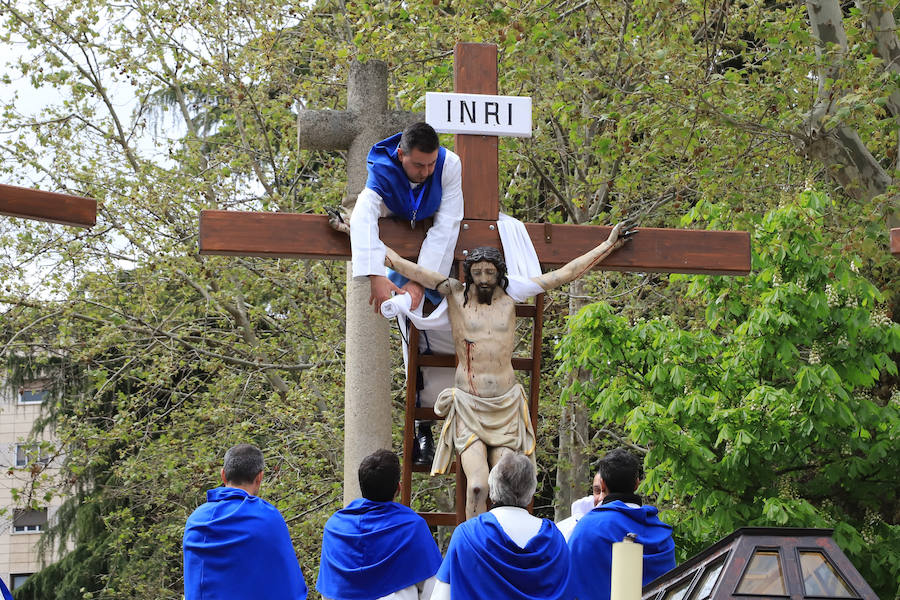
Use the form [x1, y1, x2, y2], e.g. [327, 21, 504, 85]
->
[15, 442, 48, 467]
[12, 508, 47, 533]
[736, 549, 788, 595]
[18, 389, 47, 404]
[18, 381, 49, 404]
[799, 551, 855, 597]
[689, 557, 727, 600]
[663, 578, 693, 600]
[10, 573, 32, 590]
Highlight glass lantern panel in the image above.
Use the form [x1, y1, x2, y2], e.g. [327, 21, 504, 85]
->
[799, 551, 854, 597]
[690, 558, 726, 600]
[736, 550, 787, 595]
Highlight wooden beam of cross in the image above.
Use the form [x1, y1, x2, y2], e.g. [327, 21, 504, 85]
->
[1, 183, 97, 228]
[199, 211, 749, 275]
[891, 228, 899, 256]
[197, 43, 751, 507]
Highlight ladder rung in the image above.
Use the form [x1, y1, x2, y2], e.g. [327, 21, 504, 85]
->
[515, 304, 538, 317]
[421, 512, 459, 527]
[511, 357, 534, 371]
[414, 408, 441, 420]
[419, 354, 455, 368]
[418, 356, 533, 371]
[409, 461, 456, 474]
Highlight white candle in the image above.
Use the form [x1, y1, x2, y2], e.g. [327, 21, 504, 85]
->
[611, 533, 644, 600]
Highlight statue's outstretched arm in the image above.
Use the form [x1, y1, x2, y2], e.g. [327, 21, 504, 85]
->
[383, 247, 455, 294]
[327, 208, 455, 295]
[531, 222, 636, 291]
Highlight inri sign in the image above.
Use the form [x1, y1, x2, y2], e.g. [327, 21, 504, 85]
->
[425, 92, 532, 138]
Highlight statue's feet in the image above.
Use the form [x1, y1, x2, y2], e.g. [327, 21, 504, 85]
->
[414, 421, 435, 466]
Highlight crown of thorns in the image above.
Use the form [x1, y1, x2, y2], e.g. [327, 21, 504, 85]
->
[463, 247, 507, 278]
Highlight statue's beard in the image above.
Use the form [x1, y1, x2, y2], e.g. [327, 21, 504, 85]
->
[476, 284, 495, 304]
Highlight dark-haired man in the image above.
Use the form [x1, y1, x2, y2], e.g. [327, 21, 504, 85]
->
[183, 444, 307, 600]
[568, 448, 675, 600]
[350, 121, 463, 312]
[350, 121, 463, 465]
[317, 449, 442, 600]
[375, 224, 633, 518]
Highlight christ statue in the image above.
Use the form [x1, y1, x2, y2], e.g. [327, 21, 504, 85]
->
[331, 214, 632, 518]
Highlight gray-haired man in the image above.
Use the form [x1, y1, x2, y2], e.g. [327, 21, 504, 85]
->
[431, 453, 571, 600]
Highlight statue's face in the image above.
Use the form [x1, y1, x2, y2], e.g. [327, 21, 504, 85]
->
[470, 260, 499, 304]
[397, 146, 439, 183]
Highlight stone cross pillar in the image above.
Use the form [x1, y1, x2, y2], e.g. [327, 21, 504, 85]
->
[297, 61, 420, 503]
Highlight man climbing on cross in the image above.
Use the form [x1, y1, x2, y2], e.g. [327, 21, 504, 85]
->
[331, 215, 633, 518]
[351, 121, 463, 465]
[351, 121, 463, 310]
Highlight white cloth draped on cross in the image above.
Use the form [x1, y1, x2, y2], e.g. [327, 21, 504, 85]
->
[380, 213, 545, 326]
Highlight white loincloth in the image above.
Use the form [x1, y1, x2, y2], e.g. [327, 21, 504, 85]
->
[430, 384, 536, 476]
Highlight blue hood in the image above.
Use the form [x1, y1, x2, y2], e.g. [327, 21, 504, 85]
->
[316, 498, 441, 600]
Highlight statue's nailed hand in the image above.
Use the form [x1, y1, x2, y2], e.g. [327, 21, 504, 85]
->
[326, 207, 350, 235]
[608, 221, 638, 248]
[400, 280, 424, 311]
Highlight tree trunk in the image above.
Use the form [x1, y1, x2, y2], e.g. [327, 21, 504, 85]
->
[554, 277, 592, 521]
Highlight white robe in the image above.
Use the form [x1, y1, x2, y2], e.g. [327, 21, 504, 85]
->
[556, 495, 596, 542]
[323, 576, 436, 600]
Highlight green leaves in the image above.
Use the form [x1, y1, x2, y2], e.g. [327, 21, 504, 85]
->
[558, 191, 899, 596]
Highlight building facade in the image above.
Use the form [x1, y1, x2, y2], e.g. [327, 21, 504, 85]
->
[0, 376, 65, 592]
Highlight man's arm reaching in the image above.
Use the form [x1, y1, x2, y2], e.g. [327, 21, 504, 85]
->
[531, 222, 635, 291]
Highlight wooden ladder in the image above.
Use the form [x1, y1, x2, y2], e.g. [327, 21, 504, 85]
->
[399, 294, 545, 526]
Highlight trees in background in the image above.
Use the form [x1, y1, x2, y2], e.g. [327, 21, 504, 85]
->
[0, 0, 897, 597]
[559, 191, 900, 596]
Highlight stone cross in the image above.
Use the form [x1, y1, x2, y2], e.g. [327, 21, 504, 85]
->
[295, 60, 420, 503]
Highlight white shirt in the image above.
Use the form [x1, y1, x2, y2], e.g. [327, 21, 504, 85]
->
[557, 495, 597, 542]
[430, 507, 544, 600]
[350, 149, 463, 278]
[323, 576, 436, 600]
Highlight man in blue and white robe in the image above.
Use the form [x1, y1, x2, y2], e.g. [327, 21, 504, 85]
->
[568, 448, 676, 600]
[317, 449, 442, 600]
[183, 444, 307, 600]
[432, 453, 572, 600]
[350, 121, 463, 462]
[350, 121, 463, 311]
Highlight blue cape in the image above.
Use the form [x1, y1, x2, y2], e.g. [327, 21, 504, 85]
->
[365, 132, 446, 223]
[437, 511, 572, 600]
[316, 498, 442, 600]
[567, 501, 675, 600]
[367, 132, 448, 304]
[183, 487, 308, 600]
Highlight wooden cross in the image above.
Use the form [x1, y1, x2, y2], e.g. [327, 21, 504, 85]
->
[199, 43, 751, 503]
[1, 183, 96, 228]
